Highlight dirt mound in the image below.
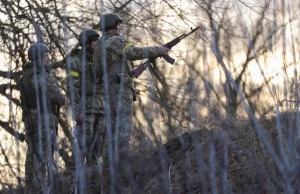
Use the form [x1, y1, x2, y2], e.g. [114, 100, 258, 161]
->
[129, 122, 281, 193]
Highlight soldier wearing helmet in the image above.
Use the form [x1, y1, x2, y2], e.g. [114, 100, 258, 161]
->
[93, 13, 169, 191]
[20, 43, 65, 193]
[98, 13, 123, 32]
[66, 28, 104, 191]
[22, 43, 51, 71]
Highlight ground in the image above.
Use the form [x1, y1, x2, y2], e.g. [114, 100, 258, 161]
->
[1, 115, 294, 194]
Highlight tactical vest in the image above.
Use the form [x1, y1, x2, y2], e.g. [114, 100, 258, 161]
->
[21, 69, 37, 108]
[83, 54, 97, 96]
[70, 49, 101, 96]
[102, 35, 134, 75]
[20, 69, 55, 113]
[100, 34, 137, 101]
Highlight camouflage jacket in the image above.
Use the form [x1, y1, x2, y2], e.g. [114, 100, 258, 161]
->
[67, 49, 104, 115]
[93, 31, 161, 92]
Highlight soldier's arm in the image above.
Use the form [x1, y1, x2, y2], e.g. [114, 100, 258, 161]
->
[106, 36, 160, 61]
[68, 56, 82, 116]
[46, 74, 66, 106]
[31, 73, 65, 106]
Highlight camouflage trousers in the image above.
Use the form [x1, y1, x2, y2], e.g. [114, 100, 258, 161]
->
[25, 128, 57, 193]
[103, 74, 134, 192]
[73, 113, 105, 193]
[106, 74, 133, 156]
[74, 113, 105, 162]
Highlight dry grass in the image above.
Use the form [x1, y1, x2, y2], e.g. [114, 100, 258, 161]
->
[128, 116, 282, 193]
[2, 113, 299, 194]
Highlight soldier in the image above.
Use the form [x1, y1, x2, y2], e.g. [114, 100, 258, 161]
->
[93, 13, 169, 191]
[20, 43, 65, 193]
[66, 29, 105, 192]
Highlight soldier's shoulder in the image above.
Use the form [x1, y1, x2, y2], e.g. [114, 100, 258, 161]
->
[70, 54, 81, 63]
[22, 62, 33, 72]
[30, 70, 53, 85]
[69, 48, 81, 58]
[68, 50, 81, 67]
[106, 35, 126, 44]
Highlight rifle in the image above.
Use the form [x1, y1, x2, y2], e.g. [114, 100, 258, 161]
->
[132, 26, 200, 78]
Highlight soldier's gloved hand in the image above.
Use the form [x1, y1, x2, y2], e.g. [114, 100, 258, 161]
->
[58, 95, 66, 106]
[74, 113, 83, 124]
[53, 95, 66, 106]
[157, 46, 170, 56]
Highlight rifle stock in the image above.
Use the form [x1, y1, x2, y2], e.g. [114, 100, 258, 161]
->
[132, 62, 147, 78]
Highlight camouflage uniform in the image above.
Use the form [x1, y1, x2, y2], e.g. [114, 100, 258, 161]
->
[67, 48, 105, 163]
[21, 61, 65, 193]
[94, 31, 160, 167]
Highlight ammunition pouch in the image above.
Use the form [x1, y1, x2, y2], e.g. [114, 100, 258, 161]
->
[109, 66, 131, 74]
[112, 73, 137, 101]
[109, 62, 134, 77]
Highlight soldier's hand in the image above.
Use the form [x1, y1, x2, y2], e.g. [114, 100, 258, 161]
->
[52, 94, 66, 106]
[157, 46, 170, 56]
[74, 113, 83, 124]
[58, 95, 66, 106]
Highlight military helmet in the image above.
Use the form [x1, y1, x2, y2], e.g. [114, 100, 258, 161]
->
[79, 29, 100, 46]
[28, 43, 50, 61]
[99, 13, 122, 31]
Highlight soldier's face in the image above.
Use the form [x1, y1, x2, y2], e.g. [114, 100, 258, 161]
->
[112, 23, 122, 35]
[91, 39, 99, 49]
[42, 52, 50, 66]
